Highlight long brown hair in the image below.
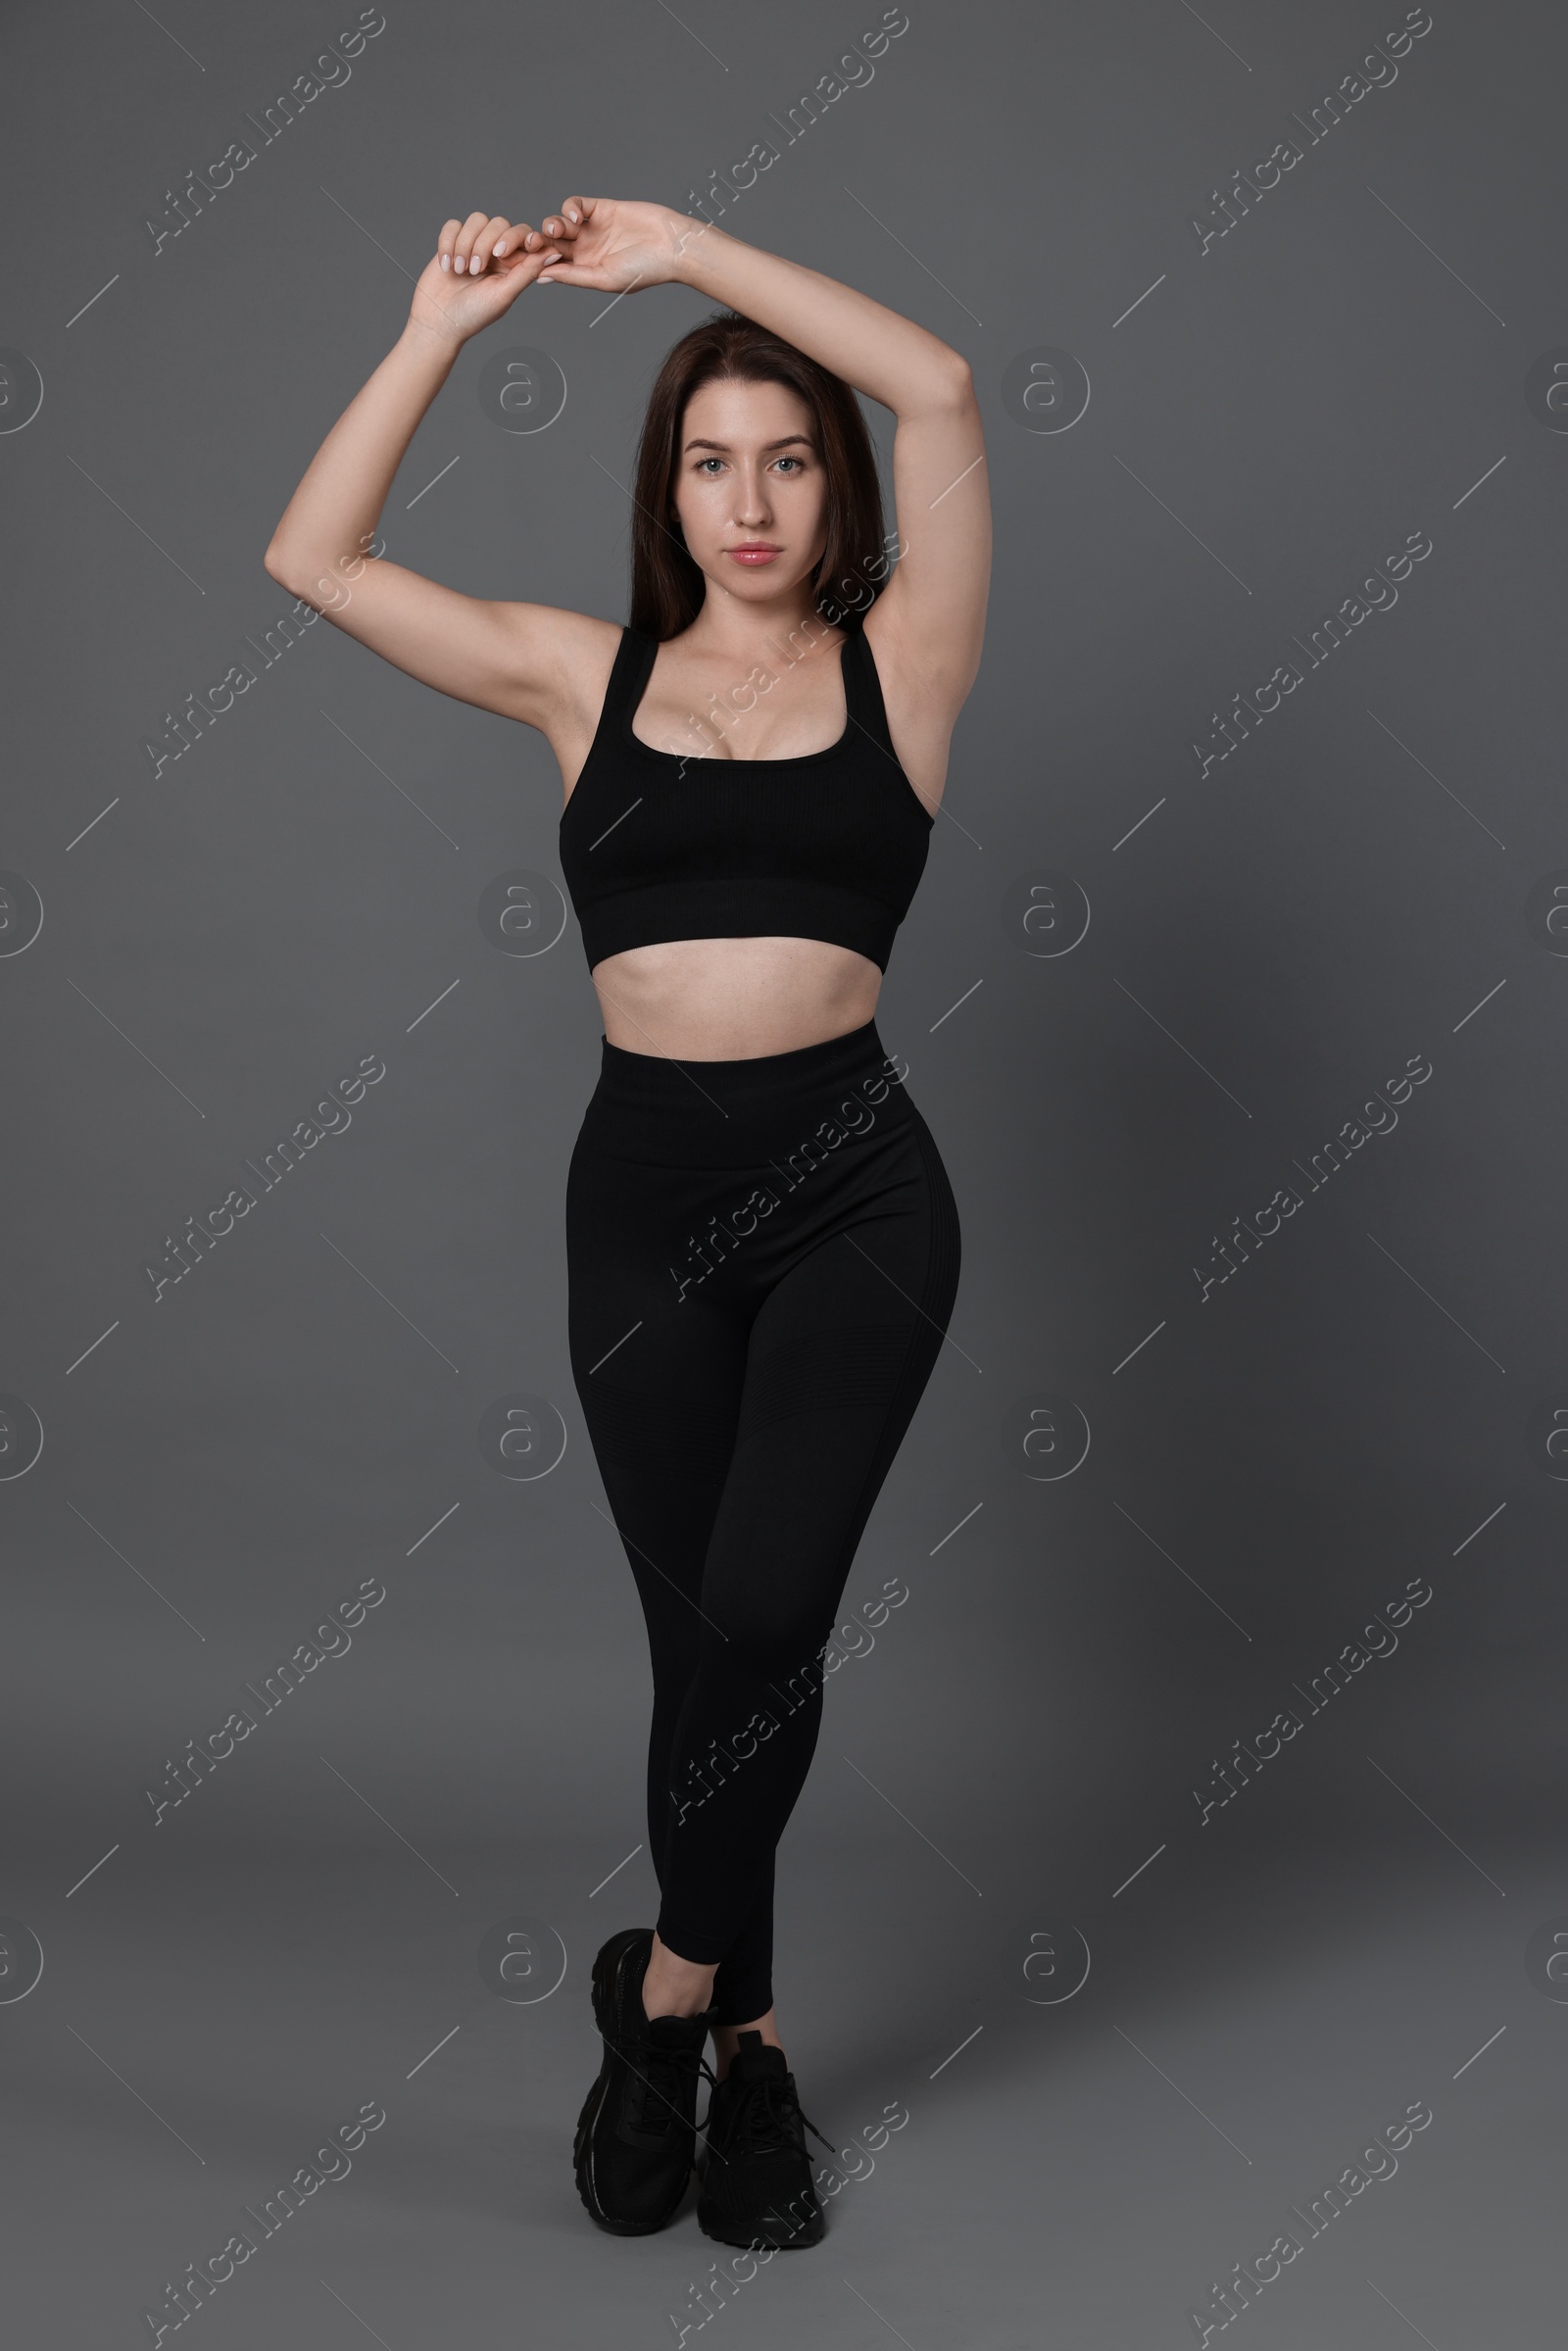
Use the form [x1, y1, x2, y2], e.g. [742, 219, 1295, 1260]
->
[627, 309, 889, 642]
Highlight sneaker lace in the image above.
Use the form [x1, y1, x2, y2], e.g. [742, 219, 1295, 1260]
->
[724, 2070, 835, 2164]
[624, 2033, 716, 2142]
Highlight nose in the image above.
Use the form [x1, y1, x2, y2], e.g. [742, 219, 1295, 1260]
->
[730, 464, 773, 527]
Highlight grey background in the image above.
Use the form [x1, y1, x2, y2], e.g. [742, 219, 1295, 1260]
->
[2, 0, 1562, 2341]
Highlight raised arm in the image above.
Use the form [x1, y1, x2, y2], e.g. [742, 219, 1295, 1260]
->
[263, 209, 601, 726]
[531, 198, 991, 716]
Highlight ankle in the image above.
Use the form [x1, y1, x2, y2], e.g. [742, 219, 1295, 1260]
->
[641, 1932, 716, 2022]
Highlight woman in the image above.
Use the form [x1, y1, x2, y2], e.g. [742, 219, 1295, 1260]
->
[265, 194, 989, 2251]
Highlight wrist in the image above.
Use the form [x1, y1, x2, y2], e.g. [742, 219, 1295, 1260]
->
[666, 211, 732, 288]
[398, 310, 466, 370]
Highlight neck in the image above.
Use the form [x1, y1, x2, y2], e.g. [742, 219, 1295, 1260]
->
[683, 582, 835, 663]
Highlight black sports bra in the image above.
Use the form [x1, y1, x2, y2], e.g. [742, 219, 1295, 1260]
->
[558, 622, 934, 975]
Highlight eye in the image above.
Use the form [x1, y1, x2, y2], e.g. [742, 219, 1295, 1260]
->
[774, 456, 805, 473]
[695, 457, 724, 474]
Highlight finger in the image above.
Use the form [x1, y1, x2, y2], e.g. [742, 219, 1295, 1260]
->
[436, 217, 464, 271]
[505, 240, 566, 281]
[557, 196, 591, 228]
[538, 210, 581, 244]
[451, 210, 493, 273]
[496, 220, 545, 266]
[466, 215, 518, 276]
[493, 222, 560, 264]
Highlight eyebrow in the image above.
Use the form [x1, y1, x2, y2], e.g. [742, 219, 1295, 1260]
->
[681, 435, 815, 454]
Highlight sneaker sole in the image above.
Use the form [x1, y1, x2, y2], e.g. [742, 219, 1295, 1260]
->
[572, 1929, 692, 2236]
[696, 2198, 825, 2251]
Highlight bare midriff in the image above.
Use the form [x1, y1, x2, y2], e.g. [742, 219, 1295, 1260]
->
[588, 935, 882, 1061]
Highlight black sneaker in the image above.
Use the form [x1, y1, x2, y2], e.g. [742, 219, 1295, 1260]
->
[573, 1928, 716, 2235]
[697, 2030, 834, 2250]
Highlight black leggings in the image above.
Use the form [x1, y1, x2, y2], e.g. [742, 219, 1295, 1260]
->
[565, 1017, 961, 2027]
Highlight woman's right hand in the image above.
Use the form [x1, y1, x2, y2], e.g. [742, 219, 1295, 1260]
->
[513, 197, 691, 294]
[406, 211, 565, 346]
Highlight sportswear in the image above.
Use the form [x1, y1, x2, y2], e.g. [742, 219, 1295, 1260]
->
[565, 1018, 960, 2026]
[558, 622, 934, 974]
[573, 1927, 716, 2234]
[698, 2031, 833, 2250]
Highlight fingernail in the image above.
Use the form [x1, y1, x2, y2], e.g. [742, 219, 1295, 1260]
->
[566, 208, 579, 222]
[454, 256, 466, 272]
[439, 253, 450, 270]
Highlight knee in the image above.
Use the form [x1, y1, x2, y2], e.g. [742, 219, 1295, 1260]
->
[650, 1624, 702, 1695]
[708, 1603, 832, 1699]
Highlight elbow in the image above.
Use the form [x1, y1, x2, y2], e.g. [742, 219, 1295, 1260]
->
[263, 544, 329, 615]
[904, 356, 975, 420]
[264, 533, 366, 612]
[938, 355, 975, 407]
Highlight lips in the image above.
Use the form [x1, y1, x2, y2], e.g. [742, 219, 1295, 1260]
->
[726, 545, 781, 564]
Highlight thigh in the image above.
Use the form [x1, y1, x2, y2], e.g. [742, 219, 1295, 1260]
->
[565, 1133, 751, 1647]
[699, 1109, 962, 1666]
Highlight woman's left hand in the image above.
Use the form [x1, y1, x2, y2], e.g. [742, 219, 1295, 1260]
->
[501, 197, 697, 293]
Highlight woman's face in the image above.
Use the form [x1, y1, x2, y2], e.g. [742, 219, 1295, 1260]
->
[669, 376, 829, 608]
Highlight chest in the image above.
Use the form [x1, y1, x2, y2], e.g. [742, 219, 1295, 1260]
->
[630, 650, 849, 765]
[560, 756, 929, 894]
